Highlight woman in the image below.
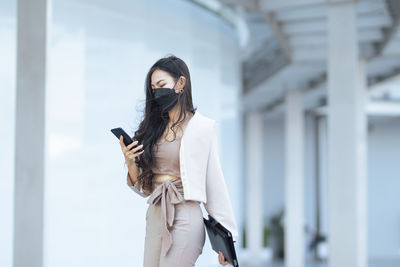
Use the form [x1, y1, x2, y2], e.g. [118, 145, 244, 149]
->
[119, 55, 238, 267]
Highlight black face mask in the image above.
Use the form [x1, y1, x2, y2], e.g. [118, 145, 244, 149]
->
[153, 83, 181, 112]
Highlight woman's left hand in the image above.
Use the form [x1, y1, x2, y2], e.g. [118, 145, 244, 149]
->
[218, 251, 231, 266]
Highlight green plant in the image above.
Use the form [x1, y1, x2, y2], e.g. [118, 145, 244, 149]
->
[241, 223, 271, 248]
[269, 209, 285, 259]
[263, 226, 271, 247]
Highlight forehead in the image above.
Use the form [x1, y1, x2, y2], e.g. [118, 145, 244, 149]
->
[151, 69, 172, 82]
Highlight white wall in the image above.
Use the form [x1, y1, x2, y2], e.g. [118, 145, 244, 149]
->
[367, 118, 400, 259]
[47, 1, 243, 267]
[263, 115, 400, 260]
[263, 118, 285, 225]
[263, 115, 317, 255]
[0, 1, 16, 267]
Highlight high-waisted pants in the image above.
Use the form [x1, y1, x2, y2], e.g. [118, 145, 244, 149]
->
[143, 177, 206, 267]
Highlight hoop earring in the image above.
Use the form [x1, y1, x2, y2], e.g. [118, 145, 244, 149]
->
[180, 88, 184, 93]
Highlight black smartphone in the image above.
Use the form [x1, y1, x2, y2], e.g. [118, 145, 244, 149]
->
[111, 127, 137, 148]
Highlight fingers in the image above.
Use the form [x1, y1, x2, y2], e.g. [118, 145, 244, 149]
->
[127, 140, 139, 150]
[127, 148, 144, 160]
[130, 143, 144, 154]
[218, 251, 231, 266]
[119, 135, 137, 150]
[119, 135, 144, 159]
[126, 144, 143, 158]
[119, 135, 125, 148]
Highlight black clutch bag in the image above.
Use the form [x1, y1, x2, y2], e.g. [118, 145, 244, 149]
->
[203, 215, 239, 267]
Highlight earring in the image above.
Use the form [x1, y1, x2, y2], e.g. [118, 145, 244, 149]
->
[180, 88, 184, 93]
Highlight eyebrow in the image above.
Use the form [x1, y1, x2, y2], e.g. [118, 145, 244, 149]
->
[151, 79, 165, 87]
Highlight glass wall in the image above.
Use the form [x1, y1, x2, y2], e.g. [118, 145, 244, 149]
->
[46, 0, 242, 266]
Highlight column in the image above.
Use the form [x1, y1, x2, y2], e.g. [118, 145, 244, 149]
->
[327, 2, 368, 267]
[284, 89, 305, 267]
[316, 116, 329, 260]
[244, 111, 264, 263]
[13, 0, 50, 266]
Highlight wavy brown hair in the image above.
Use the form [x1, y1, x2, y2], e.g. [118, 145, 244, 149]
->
[132, 55, 197, 194]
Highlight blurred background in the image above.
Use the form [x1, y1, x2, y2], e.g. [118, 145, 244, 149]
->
[1, 0, 400, 267]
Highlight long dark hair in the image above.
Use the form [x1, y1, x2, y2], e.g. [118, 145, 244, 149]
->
[133, 55, 197, 194]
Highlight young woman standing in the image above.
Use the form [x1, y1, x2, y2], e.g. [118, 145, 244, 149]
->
[119, 55, 238, 267]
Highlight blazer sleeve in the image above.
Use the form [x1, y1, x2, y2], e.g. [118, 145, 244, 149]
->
[126, 167, 151, 198]
[203, 122, 239, 243]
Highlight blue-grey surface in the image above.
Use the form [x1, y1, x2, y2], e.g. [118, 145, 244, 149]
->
[241, 258, 400, 267]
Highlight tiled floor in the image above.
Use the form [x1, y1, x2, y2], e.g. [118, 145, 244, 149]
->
[241, 258, 400, 267]
[236, 248, 400, 267]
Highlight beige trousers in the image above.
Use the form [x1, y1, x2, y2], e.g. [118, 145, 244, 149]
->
[143, 178, 206, 267]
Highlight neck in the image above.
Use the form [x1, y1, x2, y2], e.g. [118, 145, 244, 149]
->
[168, 105, 180, 124]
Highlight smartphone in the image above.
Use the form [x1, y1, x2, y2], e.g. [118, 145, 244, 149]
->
[111, 127, 137, 148]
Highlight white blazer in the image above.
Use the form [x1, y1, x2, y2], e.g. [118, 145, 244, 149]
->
[127, 110, 239, 242]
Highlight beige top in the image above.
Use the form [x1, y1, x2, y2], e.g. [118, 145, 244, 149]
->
[151, 137, 182, 178]
[149, 137, 184, 257]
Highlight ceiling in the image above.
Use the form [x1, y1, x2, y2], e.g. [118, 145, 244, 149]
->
[198, 0, 400, 115]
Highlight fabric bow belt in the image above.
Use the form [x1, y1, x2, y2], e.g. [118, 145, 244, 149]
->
[146, 178, 185, 257]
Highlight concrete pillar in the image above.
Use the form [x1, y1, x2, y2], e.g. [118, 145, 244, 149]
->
[13, 0, 50, 266]
[327, 2, 368, 267]
[244, 111, 264, 263]
[317, 116, 329, 260]
[284, 89, 305, 267]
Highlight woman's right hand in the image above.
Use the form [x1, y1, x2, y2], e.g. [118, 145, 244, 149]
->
[119, 135, 144, 168]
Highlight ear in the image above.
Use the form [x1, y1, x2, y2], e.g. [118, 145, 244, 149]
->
[178, 76, 186, 89]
